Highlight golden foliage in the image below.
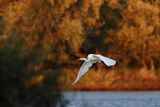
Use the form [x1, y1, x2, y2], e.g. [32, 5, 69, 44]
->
[116, 0, 160, 69]
[1, 0, 160, 90]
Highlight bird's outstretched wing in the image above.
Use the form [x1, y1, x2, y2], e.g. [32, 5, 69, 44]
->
[73, 60, 95, 85]
[95, 55, 116, 66]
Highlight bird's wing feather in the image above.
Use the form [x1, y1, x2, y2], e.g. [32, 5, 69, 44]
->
[73, 60, 94, 85]
[94, 55, 116, 66]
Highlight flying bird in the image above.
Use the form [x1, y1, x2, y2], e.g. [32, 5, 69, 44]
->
[73, 54, 116, 85]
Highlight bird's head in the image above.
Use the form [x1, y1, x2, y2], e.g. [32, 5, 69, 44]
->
[78, 58, 87, 61]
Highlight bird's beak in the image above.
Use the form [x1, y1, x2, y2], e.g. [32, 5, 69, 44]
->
[78, 58, 85, 61]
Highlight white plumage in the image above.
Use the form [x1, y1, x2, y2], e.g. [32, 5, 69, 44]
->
[73, 54, 116, 85]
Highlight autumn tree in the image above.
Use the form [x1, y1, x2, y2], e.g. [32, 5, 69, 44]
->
[113, 0, 160, 71]
[1, 0, 160, 90]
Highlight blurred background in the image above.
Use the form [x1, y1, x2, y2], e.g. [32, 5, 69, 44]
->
[0, 0, 160, 106]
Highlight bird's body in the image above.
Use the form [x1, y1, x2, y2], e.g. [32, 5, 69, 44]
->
[73, 54, 116, 85]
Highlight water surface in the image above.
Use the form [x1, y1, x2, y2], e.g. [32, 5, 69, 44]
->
[63, 91, 160, 107]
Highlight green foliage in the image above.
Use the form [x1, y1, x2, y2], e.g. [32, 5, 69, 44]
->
[0, 45, 65, 107]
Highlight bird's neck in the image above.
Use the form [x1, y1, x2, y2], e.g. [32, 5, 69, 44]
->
[85, 58, 88, 61]
[86, 57, 91, 62]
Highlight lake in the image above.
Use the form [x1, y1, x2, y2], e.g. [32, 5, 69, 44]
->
[63, 91, 160, 107]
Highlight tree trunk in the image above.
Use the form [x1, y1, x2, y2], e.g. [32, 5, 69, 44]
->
[150, 60, 155, 72]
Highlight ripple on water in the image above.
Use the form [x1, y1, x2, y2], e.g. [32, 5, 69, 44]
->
[63, 91, 160, 107]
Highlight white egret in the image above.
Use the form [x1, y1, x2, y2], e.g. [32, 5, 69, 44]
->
[73, 54, 116, 85]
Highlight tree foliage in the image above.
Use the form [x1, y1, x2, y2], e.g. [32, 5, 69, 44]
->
[115, 0, 160, 70]
[0, 44, 66, 107]
[0, 0, 160, 90]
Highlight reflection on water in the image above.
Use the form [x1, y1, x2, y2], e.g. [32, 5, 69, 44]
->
[63, 91, 160, 107]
